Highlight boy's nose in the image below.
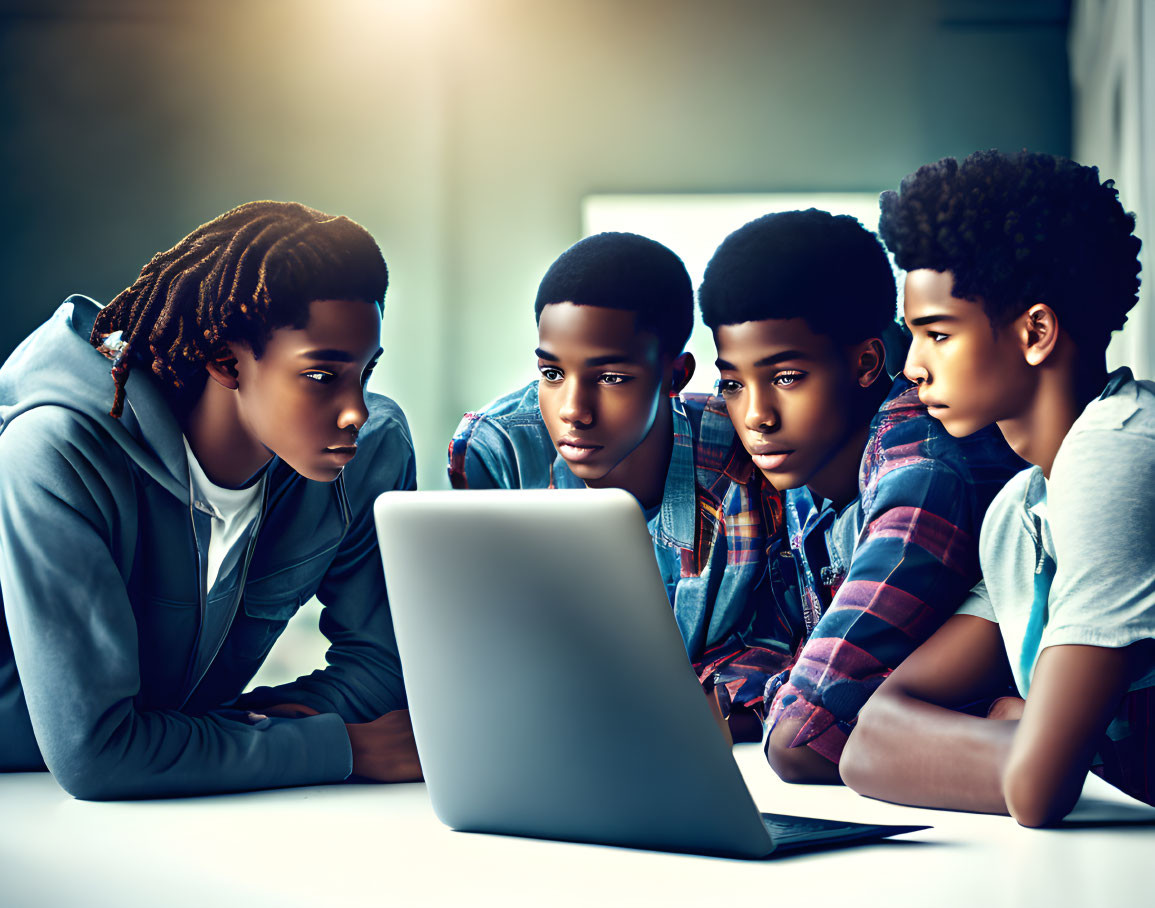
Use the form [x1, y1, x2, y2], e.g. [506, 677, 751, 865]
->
[338, 391, 370, 434]
[903, 348, 929, 385]
[559, 382, 594, 426]
[744, 388, 778, 433]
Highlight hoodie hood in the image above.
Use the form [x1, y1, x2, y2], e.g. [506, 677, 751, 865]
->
[0, 295, 190, 500]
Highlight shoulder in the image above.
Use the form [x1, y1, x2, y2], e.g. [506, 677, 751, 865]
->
[680, 392, 753, 491]
[0, 403, 116, 470]
[1064, 370, 1155, 443]
[359, 393, 414, 455]
[455, 381, 543, 434]
[1048, 372, 1155, 519]
[338, 393, 416, 493]
[449, 381, 555, 489]
[978, 466, 1038, 557]
[0, 405, 133, 526]
[864, 377, 1021, 507]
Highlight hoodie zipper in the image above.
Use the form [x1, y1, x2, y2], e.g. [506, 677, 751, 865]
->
[178, 471, 270, 710]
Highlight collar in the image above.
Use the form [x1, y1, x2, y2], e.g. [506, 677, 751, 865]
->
[549, 394, 697, 549]
[1100, 366, 1134, 400]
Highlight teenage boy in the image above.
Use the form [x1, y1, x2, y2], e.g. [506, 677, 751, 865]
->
[449, 232, 799, 737]
[697, 209, 1024, 781]
[0, 202, 420, 798]
[840, 151, 1154, 825]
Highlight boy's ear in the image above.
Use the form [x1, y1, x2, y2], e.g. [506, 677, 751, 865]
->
[1019, 304, 1059, 366]
[853, 338, 887, 389]
[670, 352, 695, 394]
[206, 354, 240, 390]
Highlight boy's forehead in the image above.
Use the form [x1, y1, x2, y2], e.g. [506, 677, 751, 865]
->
[265, 298, 382, 356]
[536, 302, 660, 359]
[902, 269, 984, 321]
[713, 317, 832, 361]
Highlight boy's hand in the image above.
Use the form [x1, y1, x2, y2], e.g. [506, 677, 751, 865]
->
[346, 710, 423, 782]
[986, 696, 1026, 721]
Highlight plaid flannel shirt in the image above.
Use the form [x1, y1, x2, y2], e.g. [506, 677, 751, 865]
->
[762, 376, 1025, 763]
[448, 381, 799, 705]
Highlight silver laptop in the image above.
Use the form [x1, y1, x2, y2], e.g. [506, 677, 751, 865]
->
[375, 488, 926, 859]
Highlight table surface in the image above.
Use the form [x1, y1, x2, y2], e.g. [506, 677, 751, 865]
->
[2, 743, 1152, 908]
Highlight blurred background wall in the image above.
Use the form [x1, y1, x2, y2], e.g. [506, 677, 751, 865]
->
[0, 0, 1080, 489]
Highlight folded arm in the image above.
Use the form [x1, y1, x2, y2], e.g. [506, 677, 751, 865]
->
[839, 614, 1018, 811]
[841, 614, 1136, 824]
[766, 462, 981, 780]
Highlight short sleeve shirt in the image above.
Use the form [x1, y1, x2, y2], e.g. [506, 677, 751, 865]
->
[958, 368, 1155, 695]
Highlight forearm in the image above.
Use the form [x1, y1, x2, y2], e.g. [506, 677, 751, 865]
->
[37, 706, 352, 800]
[841, 687, 1016, 813]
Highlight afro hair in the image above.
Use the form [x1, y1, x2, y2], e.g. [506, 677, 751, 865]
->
[698, 209, 897, 345]
[534, 232, 693, 355]
[878, 150, 1141, 354]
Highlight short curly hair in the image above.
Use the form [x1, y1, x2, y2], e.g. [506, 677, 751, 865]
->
[534, 232, 693, 355]
[878, 150, 1141, 355]
[698, 209, 897, 345]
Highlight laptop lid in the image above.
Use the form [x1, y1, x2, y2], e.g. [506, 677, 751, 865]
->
[375, 488, 776, 858]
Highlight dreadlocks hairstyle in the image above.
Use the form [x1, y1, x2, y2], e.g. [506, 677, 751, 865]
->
[90, 201, 388, 418]
[534, 232, 694, 355]
[698, 209, 897, 345]
[878, 150, 1142, 356]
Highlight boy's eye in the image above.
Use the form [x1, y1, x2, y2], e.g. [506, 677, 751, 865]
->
[599, 373, 633, 386]
[717, 379, 742, 397]
[302, 370, 336, 384]
[772, 371, 805, 388]
[539, 367, 563, 383]
[928, 331, 949, 343]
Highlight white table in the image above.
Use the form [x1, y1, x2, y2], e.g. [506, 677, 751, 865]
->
[1, 744, 1152, 908]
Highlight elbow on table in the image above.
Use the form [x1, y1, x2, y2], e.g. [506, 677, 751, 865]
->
[764, 721, 837, 784]
[51, 759, 135, 801]
[46, 739, 154, 801]
[1002, 762, 1079, 828]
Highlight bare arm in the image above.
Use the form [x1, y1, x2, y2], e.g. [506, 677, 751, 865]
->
[1003, 643, 1132, 826]
[840, 614, 1019, 813]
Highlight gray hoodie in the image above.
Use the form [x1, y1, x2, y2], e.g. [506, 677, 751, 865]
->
[0, 296, 415, 799]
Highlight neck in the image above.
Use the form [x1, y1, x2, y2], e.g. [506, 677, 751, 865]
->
[997, 352, 1107, 478]
[586, 397, 674, 510]
[183, 381, 273, 488]
[806, 420, 872, 509]
[805, 380, 887, 509]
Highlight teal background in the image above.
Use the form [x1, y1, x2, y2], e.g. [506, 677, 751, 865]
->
[0, 0, 1071, 488]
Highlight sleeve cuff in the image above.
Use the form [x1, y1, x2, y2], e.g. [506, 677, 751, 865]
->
[765, 683, 851, 763]
[270, 711, 353, 784]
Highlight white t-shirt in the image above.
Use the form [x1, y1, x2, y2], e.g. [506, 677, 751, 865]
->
[182, 437, 264, 596]
[957, 368, 1155, 696]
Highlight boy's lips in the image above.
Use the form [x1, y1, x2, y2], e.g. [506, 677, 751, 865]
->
[556, 437, 603, 463]
[749, 443, 792, 472]
[324, 445, 358, 463]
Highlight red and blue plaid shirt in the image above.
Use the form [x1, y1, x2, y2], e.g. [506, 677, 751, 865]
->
[757, 376, 1025, 762]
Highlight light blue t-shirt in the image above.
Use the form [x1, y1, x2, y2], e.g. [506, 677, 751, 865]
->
[959, 368, 1155, 696]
